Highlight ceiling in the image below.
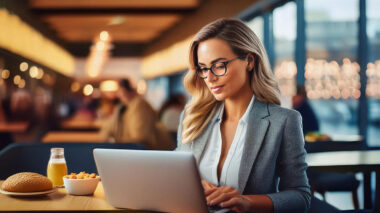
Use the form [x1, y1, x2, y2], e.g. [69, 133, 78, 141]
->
[19, 0, 202, 56]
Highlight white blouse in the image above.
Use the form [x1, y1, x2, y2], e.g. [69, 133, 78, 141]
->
[199, 96, 255, 189]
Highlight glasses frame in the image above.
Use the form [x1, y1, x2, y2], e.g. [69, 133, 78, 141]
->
[196, 56, 246, 79]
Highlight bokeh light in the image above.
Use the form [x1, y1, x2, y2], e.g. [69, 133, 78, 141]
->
[83, 84, 94, 96]
[1, 69, 10, 79]
[71, 82, 81, 92]
[20, 62, 28, 72]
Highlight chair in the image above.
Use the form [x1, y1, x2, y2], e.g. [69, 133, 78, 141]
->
[307, 196, 371, 213]
[0, 142, 146, 179]
[308, 196, 339, 213]
[308, 170, 360, 209]
[306, 142, 362, 210]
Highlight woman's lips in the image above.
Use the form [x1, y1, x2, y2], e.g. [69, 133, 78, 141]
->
[211, 85, 224, 93]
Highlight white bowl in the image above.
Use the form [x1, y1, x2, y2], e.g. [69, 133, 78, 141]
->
[63, 177, 100, 195]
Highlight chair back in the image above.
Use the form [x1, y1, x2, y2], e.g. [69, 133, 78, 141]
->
[0, 142, 146, 179]
[305, 141, 365, 153]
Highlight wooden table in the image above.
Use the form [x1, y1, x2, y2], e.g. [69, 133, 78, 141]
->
[306, 150, 380, 211]
[0, 181, 149, 212]
[0, 122, 29, 133]
[60, 120, 102, 131]
[42, 131, 104, 143]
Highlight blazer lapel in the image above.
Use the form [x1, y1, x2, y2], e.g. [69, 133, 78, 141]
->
[238, 99, 270, 193]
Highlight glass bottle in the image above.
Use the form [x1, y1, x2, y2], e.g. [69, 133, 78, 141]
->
[47, 148, 68, 187]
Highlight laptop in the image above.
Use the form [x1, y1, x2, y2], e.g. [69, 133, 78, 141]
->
[93, 149, 209, 213]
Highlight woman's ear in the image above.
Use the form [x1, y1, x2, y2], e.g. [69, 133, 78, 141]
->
[246, 53, 255, 72]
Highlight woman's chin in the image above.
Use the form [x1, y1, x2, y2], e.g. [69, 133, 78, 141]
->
[213, 93, 226, 101]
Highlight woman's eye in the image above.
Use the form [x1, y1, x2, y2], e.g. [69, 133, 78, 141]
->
[214, 64, 225, 70]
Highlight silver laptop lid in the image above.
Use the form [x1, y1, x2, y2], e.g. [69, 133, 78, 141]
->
[93, 149, 208, 213]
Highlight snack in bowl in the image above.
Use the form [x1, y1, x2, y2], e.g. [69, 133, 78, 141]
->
[1, 172, 53, 192]
[305, 132, 332, 142]
[63, 172, 100, 195]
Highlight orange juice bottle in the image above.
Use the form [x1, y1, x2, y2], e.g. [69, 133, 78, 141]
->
[47, 148, 68, 187]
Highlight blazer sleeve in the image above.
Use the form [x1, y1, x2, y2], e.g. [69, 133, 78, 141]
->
[266, 110, 311, 213]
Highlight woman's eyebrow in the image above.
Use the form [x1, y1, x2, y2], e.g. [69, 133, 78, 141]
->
[198, 57, 227, 66]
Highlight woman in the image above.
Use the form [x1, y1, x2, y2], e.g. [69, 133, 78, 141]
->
[176, 18, 311, 213]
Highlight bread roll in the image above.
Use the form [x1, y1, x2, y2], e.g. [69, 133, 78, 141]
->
[1, 172, 53, 192]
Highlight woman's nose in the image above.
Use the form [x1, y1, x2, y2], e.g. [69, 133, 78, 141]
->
[206, 69, 217, 82]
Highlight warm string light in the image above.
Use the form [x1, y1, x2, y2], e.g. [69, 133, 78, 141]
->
[305, 58, 361, 99]
[366, 60, 380, 99]
[85, 31, 112, 78]
[274, 60, 297, 96]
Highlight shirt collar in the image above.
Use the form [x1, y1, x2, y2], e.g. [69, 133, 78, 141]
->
[216, 104, 224, 124]
[215, 95, 255, 124]
[240, 95, 255, 124]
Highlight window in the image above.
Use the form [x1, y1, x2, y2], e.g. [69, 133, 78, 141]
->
[246, 16, 264, 43]
[145, 77, 169, 110]
[273, 2, 297, 107]
[366, 0, 380, 146]
[305, 0, 360, 136]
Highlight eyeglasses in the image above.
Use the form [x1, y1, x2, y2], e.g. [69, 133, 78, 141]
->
[196, 56, 246, 79]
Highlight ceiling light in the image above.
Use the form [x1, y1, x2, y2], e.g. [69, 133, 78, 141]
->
[100, 31, 109, 41]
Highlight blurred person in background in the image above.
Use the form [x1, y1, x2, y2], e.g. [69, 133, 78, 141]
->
[292, 85, 319, 134]
[176, 18, 310, 212]
[158, 93, 187, 132]
[71, 96, 99, 121]
[100, 78, 174, 150]
[32, 86, 60, 141]
[10, 88, 34, 121]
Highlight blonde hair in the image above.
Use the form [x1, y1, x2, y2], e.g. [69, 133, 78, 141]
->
[182, 18, 281, 144]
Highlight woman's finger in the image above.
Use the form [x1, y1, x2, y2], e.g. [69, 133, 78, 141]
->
[221, 196, 252, 213]
[220, 197, 241, 208]
[204, 187, 218, 197]
[205, 187, 223, 202]
[209, 191, 236, 206]
[201, 180, 216, 191]
[206, 186, 234, 204]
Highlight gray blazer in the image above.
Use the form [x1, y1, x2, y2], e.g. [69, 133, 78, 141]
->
[176, 99, 311, 213]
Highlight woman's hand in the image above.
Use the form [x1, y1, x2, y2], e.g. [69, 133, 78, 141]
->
[202, 181, 253, 213]
[201, 180, 216, 191]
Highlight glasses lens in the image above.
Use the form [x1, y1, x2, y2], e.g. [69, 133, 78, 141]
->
[196, 67, 208, 78]
[212, 62, 226, 76]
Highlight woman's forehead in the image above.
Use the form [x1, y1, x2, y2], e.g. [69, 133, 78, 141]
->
[197, 39, 234, 62]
